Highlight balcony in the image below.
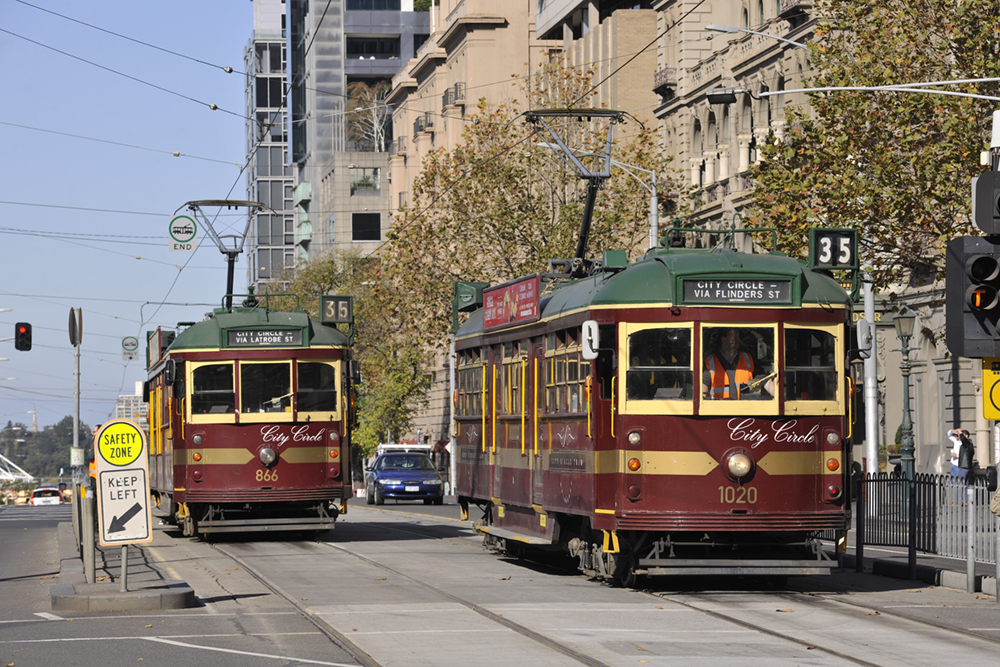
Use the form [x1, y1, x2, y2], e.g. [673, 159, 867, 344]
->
[653, 67, 676, 96]
[391, 135, 406, 156]
[442, 83, 467, 110]
[398, 191, 408, 208]
[413, 116, 426, 138]
[779, 0, 812, 16]
[423, 112, 435, 131]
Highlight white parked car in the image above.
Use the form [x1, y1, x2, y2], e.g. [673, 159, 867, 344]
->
[29, 488, 62, 506]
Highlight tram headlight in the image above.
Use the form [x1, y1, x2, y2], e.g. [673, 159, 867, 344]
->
[627, 431, 642, 446]
[192, 434, 203, 445]
[727, 452, 753, 478]
[826, 431, 841, 446]
[192, 452, 202, 462]
[627, 458, 642, 472]
[329, 431, 339, 442]
[259, 447, 277, 465]
[826, 458, 840, 471]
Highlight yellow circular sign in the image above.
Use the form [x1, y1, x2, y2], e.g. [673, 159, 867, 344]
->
[97, 421, 144, 467]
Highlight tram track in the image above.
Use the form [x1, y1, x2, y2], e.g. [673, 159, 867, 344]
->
[208, 509, 615, 667]
[202, 507, 1000, 666]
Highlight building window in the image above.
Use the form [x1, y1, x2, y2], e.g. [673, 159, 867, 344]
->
[352, 213, 381, 241]
[346, 37, 401, 60]
[350, 167, 380, 195]
[347, 0, 401, 9]
[414, 33, 428, 52]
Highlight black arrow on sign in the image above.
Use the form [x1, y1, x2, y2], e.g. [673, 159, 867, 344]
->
[108, 503, 142, 533]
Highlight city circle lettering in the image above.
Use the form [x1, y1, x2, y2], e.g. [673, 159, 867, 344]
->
[99, 424, 143, 466]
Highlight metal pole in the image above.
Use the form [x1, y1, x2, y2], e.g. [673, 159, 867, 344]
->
[908, 477, 917, 580]
[855, 476, 865, 572]
[967, 493, 976, 594]
[648, 173, 658, 250]
[862, 266, 879, 475]
[449, 340, 457, 496]
[83, 488, 95, 584]
[899, 333, 915, 480]
[995, 513, 999, 603]
[120, 545, 128, 592]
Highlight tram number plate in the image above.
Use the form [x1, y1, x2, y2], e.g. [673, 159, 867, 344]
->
[405, 485, 420, 492]
[719, 485, 757, 504]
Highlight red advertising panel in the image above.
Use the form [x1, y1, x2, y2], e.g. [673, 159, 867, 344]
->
[483, 275, 541, 331]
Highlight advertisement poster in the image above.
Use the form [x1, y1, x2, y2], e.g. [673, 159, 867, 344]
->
[483, 275, 541, 331]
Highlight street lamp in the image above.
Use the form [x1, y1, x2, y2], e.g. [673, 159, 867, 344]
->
[894, 305, 917, 479]
[705, 23, 810, 50]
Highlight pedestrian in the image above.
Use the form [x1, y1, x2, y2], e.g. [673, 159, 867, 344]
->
[946, 427, 974, 503]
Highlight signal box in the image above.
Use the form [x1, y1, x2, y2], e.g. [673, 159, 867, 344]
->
[946, 236, 1000, 357]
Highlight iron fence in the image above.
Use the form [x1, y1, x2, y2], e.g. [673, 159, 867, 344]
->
[855, 472, 999, 576]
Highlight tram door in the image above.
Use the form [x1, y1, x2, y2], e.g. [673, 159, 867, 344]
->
[531, 338, 545, 506]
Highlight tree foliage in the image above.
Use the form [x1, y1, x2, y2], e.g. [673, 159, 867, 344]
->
[2, 418, 92, 483]
[381, 59, 681, 351]
[747, 0, 1000, 291]
[270, 250, 431, 460]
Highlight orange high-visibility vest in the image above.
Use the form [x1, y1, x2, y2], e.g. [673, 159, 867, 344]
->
[705, 351, 754, 399]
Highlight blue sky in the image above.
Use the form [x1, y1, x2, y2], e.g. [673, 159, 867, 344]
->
[1, 0, 253, 434]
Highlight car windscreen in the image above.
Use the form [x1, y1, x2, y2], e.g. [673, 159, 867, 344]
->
[376, 454, 435, 471]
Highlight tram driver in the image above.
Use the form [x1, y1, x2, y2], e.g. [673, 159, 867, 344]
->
[702, 327, 775, 400]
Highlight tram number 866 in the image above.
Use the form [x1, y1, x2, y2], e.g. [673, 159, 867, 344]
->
[256, 469, 279, 482]
[719, 485, 757, 504]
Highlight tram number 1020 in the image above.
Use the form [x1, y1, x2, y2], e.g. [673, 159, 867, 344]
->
[719, 485, 757, 504]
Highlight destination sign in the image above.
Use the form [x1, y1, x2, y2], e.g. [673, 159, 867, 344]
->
[683, 279, 791, 305]
[227, 329, 303, 347]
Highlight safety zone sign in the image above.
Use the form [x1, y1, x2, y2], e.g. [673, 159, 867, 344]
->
[95, 419, 152, 546]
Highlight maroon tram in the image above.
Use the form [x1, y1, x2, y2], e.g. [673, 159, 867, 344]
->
[454, 229, 858, 582]
[145, 294, 355, 536]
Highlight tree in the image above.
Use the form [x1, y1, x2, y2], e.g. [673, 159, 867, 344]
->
[272, 250, 431, 459]
[747, 0, 1000, 294]
[380, 58, 682, 352]
[346, 81, 392, 153]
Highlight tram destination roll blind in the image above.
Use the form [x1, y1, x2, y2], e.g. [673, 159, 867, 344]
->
[682, 279, 791, 305]
[227, 329, 303, 346]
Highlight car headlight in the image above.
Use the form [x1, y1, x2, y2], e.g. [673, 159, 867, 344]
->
[382, 479, 402, 486]
[424, 479, 443, 485]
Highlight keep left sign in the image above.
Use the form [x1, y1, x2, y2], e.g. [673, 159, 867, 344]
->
[95, 419, 152, 546]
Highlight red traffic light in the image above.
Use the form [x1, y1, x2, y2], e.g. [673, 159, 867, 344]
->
[14, 322, 32, 351]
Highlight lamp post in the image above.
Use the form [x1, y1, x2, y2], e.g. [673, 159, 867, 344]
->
[894, 305, 917, 479]
[705, 23, 810, 50]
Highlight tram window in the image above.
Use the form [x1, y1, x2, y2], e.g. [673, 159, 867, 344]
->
[191, 363, 235, 414]
[240, 362, 292, 413]
[701, 326, 775, 401]
[626, 328, 693, 401]
[784, 328, 837, 401]
[298, 362, 338, 411]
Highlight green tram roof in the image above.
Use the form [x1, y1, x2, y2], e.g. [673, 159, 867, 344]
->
[457, 247, 851, 339]
[168, 308, 349, 351]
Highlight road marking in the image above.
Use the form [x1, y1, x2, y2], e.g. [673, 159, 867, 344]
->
[34, 612, 62, 620]
[1, 632, 322, 643]
[143, 636, 357, 665]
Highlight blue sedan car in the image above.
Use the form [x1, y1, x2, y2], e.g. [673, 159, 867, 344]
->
[365, 452, 444, 505]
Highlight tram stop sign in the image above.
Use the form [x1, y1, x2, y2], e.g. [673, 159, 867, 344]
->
[94, 419, 152, 546]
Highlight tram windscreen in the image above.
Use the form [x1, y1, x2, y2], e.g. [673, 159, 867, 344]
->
[298, 362, 338, 411]
[240, 362, 292, 413]
[626, 328, 692, 400]
[701, 326, 775, 401]
[784, 328, 837, 401]
[191, 363, 235, 414]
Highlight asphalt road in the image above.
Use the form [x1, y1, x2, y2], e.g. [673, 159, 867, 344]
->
[3, 499, 1000, 667]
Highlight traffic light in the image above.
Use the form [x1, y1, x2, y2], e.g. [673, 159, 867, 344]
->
[973, 171, 1000, 234]
[14, 322, 32, 351]
[946, 236, 1000, 357]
